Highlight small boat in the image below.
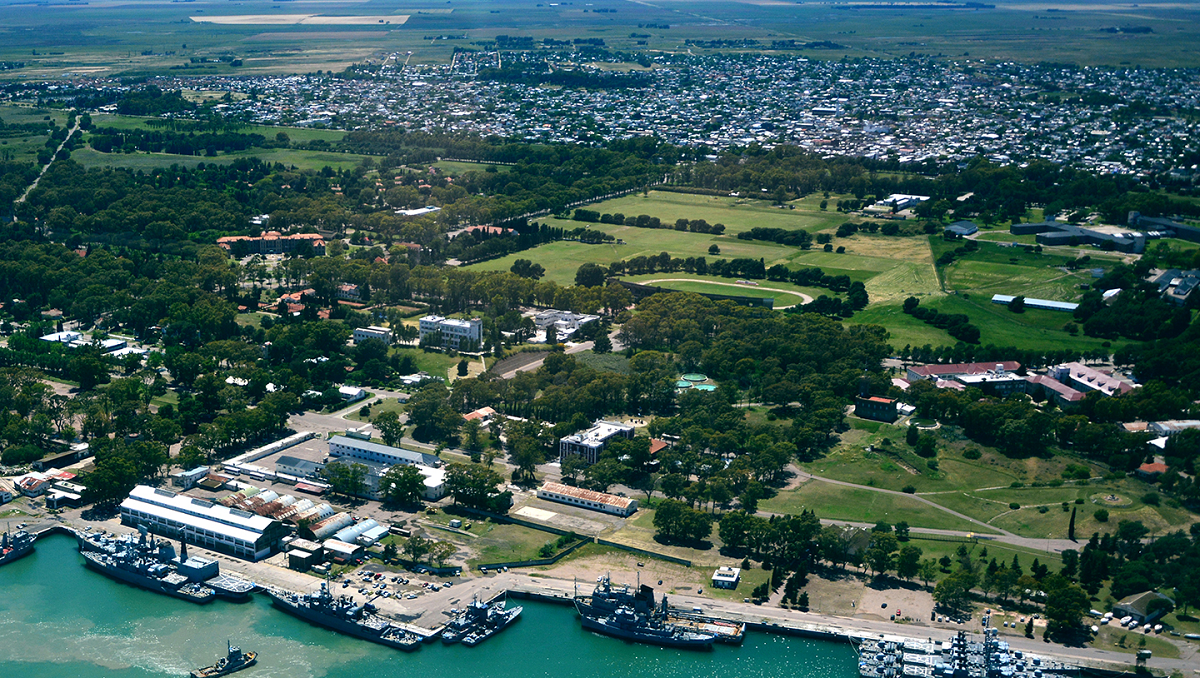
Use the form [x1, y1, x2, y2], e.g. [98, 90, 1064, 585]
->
[190, 641, 257, 678]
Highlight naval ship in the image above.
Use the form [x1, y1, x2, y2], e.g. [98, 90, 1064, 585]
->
[0, 527, 35, 566]
[576, 574, 743, 645]
[441, 597, 523, 647]
[77, 527, 216, 604]
[78, 529, 255, 600]
[267, 582, 423, 651]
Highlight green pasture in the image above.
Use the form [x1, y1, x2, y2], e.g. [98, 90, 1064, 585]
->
[432, 160, 510, 175]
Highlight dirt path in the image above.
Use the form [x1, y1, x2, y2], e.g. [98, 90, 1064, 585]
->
[15, 119, 78, 205]
[639, 279, 814, 309]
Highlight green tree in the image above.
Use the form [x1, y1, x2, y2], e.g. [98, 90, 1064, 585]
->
[1044, 583, 1089, 638]
[896, 545, 923, 581]
[866, 532, 899, 576]
[933, 569, 975, 613]
[322, 461, 368, 500]
[380, 464, 425, 507]
[592, 330, 612, 354]
[374, 410, 405, 447]
[575, 263, 608, 288]
[403, 534, 432, 562]
[917, 559, 939, 590]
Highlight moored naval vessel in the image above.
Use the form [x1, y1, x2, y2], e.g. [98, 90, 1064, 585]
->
[190, 641, 257, 678]
[78, 529, 255, 601]
[441, 597, 523, 647]
[575, 574, 741, 646]
[78, 527, 215, 604]
[0, 527, 35, 566]
[856, 629, 1080, 678]
[267, 581, 423, 651]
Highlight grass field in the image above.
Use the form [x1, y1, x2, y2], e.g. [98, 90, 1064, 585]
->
[87, 113, 347, 144]
[619, 274, 822, 306]
[431, 160, 510, 175]
[70, 146, 375, 172]
[760, 480, 1001, 534]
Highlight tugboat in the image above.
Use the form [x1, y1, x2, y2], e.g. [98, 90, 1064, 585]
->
[0, 527, 35, 566]
[77, 527, 215, 604]
[267, 581, 422, 651]
[442, 597, 523, 646]
[190, 641, 257, 678]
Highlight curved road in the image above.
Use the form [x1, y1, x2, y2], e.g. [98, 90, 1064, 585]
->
[639, 278, 814, 309]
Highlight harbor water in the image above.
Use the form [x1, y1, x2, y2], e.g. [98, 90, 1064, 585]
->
[0, 535, 860, 678]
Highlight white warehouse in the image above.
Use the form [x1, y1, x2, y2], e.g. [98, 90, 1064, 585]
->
[120, 485, 288, 561]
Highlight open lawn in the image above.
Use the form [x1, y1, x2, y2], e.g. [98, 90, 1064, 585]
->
[569, 190, 869, 236]
[760, 480, 1000, 534]
[70, 146, 376, 172]
[573, 351, 632, 375]
[390, 346, 462, 380]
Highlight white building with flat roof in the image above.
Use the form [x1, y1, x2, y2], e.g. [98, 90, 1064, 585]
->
[558, 420, 635, 465]
[419, 315, 482, 350]
[120, 485, 287, 561]
[328, 435, 442, 468]
[352, 326, 393, 345]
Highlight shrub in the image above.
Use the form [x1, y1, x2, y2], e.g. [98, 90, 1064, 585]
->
[1094, 508, 1109, 522]
[963, 448, 982, 460]
[1009, 503, 1021, 510]
[1, 444, 42, 465]
[926, 459, 939, 470]
[1038, 506, 1049, 514]
[902, 485, 917, 494]
[1062, 463, 1091, 480]
[1142, 492, 1160, 506]
[1010, 481, 1025, 488]
[1075, 498, 1084, 504]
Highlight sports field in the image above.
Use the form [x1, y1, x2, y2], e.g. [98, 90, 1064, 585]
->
[622, 276, 819, 308]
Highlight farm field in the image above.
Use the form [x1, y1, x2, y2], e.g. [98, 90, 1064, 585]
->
[1, 0, 1198, 80]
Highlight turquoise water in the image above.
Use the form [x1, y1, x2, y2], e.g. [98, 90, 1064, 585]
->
[0, 535, 859, 678]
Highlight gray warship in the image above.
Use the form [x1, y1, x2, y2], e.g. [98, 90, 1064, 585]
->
[267, 582, 423, 651]
[441, 597, 523, 647]
[0, 527, 35, 567]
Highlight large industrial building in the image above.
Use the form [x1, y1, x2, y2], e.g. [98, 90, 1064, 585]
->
[1009, 220, 1145, 253]
[558, 421, 635, 465]
[120, 485, 288, 561]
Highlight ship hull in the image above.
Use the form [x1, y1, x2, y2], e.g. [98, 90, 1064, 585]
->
[190, 652, 257, 678]
[460, 607, 522, 647]
[0, 544, 34, 566]
[82, 555, 215, 604]
[267, 591, 420, 651]
[579, 614, 714, 649]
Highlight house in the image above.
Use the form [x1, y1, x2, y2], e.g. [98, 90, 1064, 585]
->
[536, 482, 638, 517]
[1024, 375, 1084, 408]
[14, 472, 50, 497]
[533, 309, 600, 342]
[337, 386, 367, 402]
[0, 478, 14, 504]
[352, 326, 393, 345]
[1134, 462, 1169, 481]
[711, 566, 742, 589]
[1113, 591, 1174, 624]
[336, 283, 361, 301]
[463, 406, 497, 426]
[418, 315, 483, 350]
[854, 395, 898, 423]
[558, 421, 635, 465]
[171, 466, 210, 490]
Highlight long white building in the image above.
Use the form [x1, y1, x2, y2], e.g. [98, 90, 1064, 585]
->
[328, 435, 442, 468]
[120, 485, 288, 561]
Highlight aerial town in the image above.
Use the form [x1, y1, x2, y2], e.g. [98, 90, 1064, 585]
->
[1, 1, 1200, 677]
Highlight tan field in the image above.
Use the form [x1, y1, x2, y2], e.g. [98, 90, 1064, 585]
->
[191, 14, 409, 25]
